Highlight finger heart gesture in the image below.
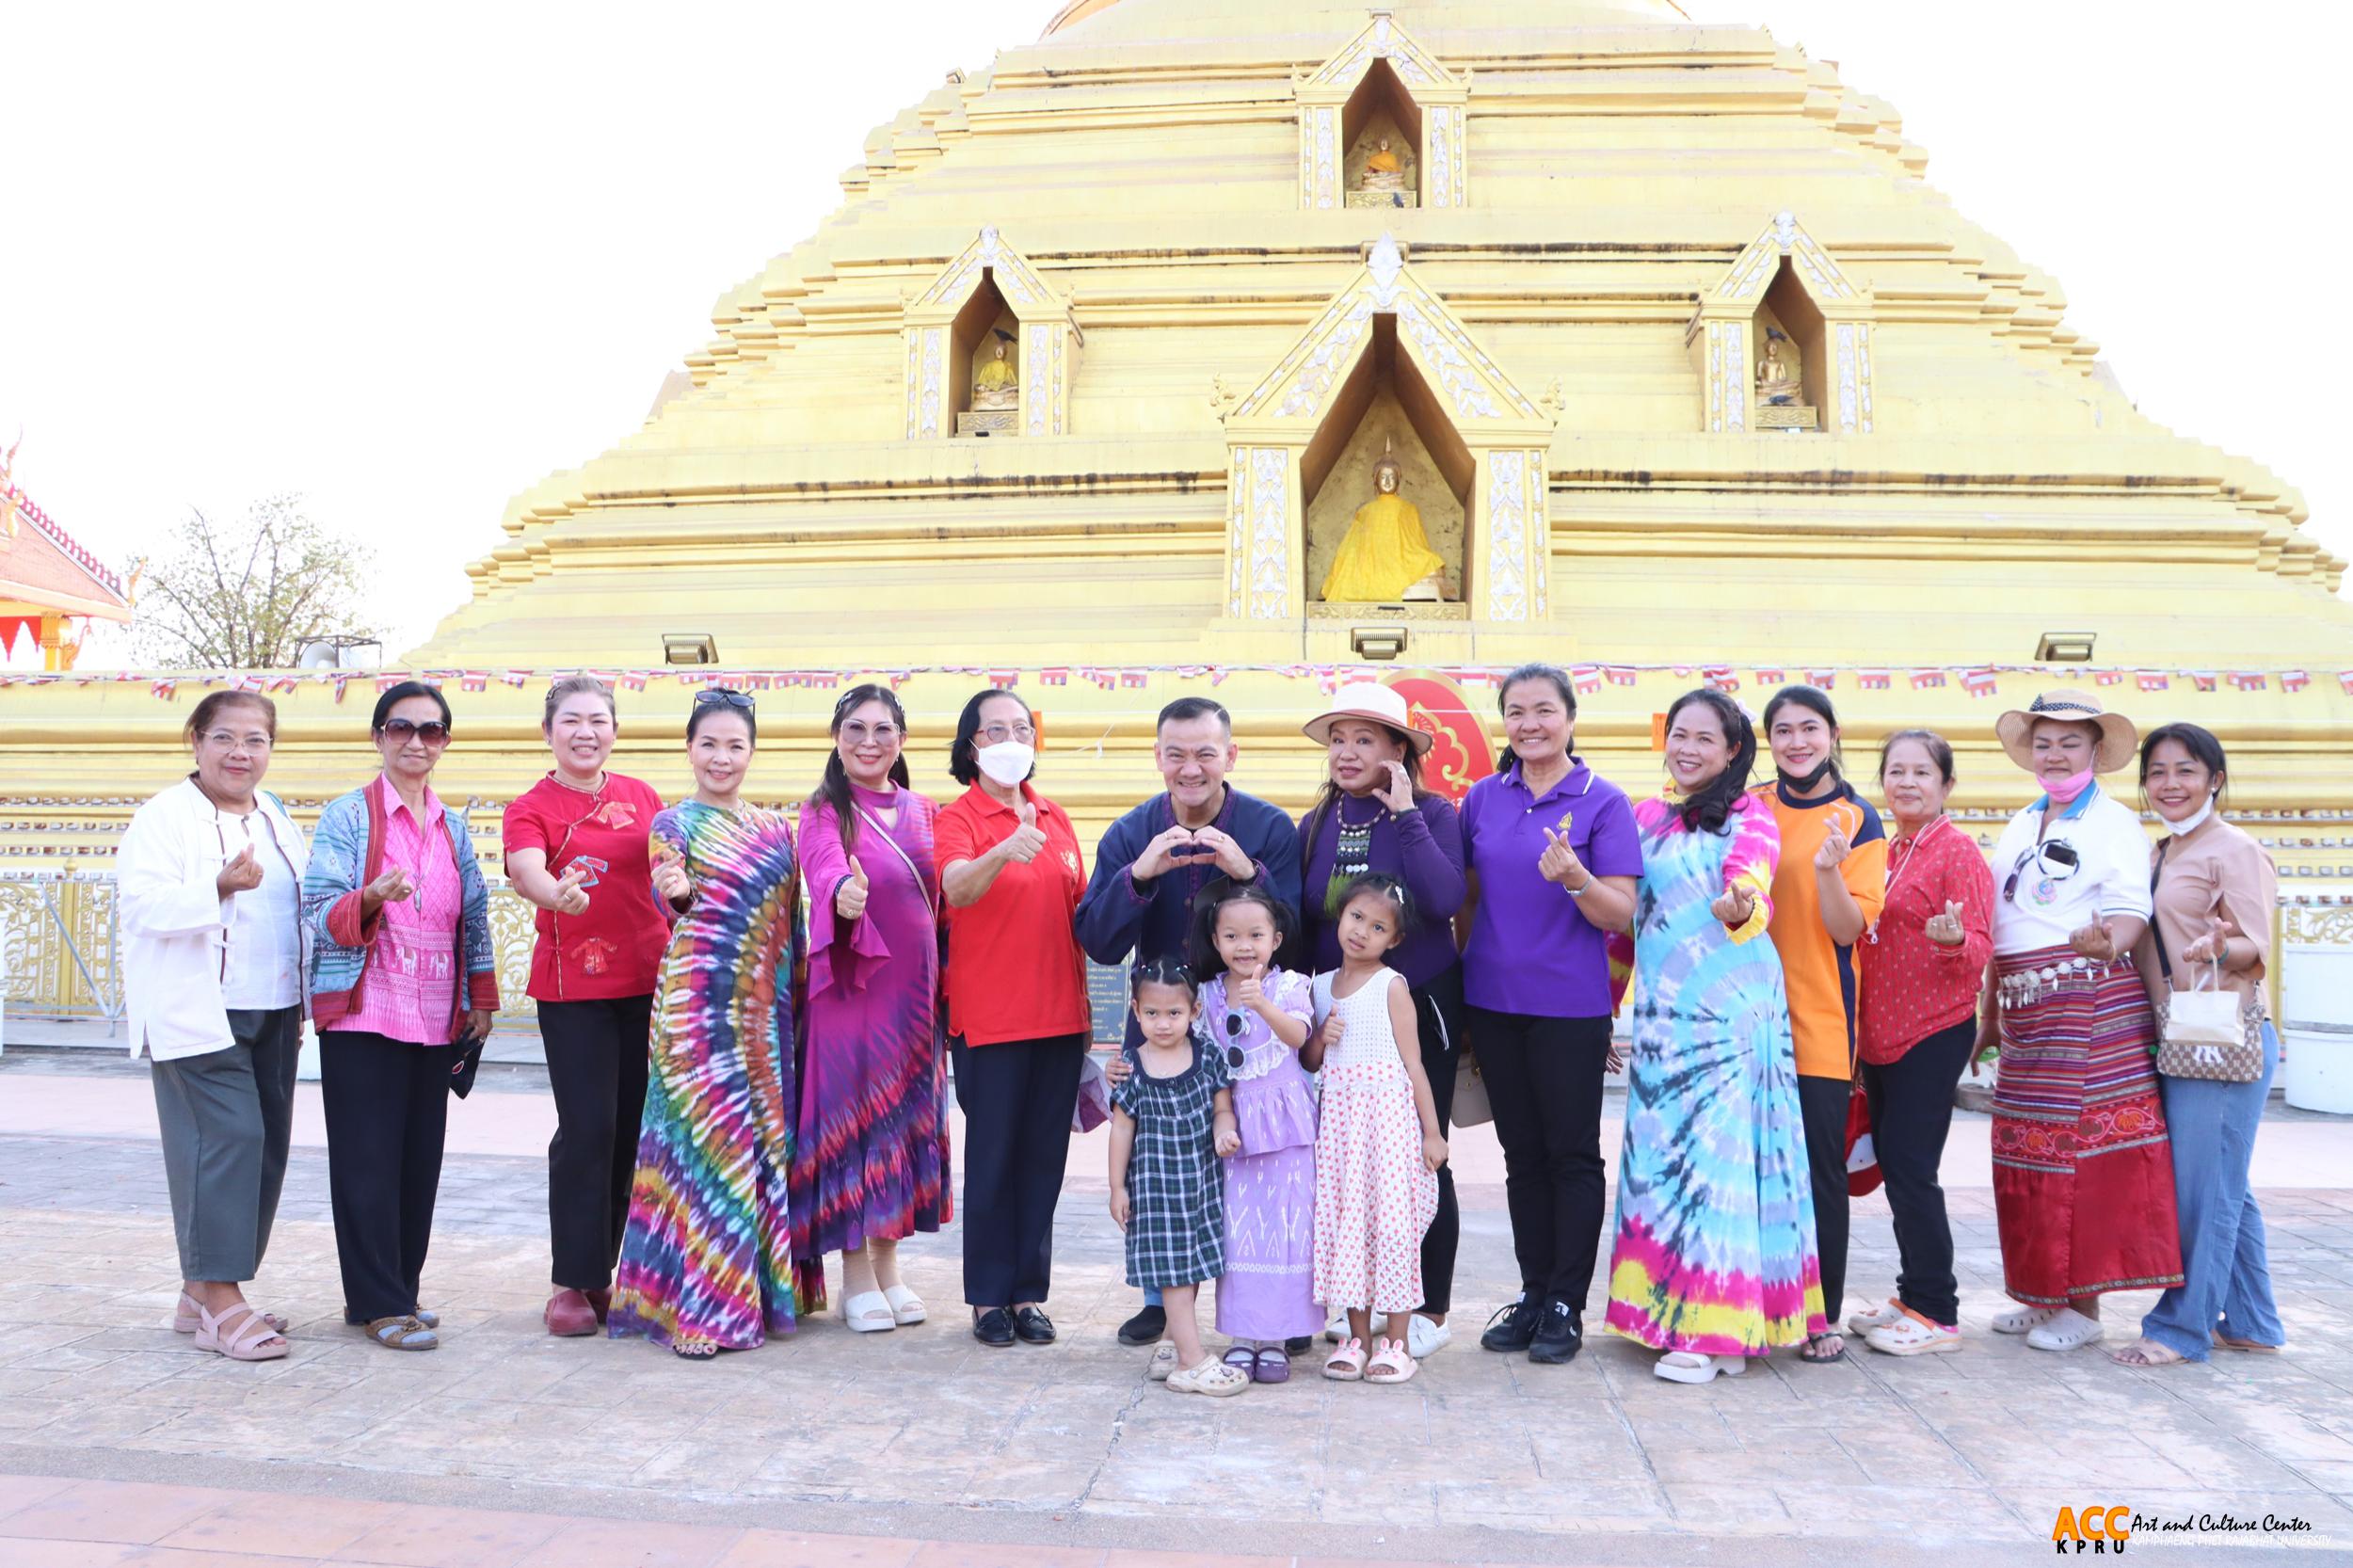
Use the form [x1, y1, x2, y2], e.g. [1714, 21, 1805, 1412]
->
[1924, 899, 1965, 947]
[1375, 760, 1416, 814]
[1537, 825, 1586, 888]
[1815, 826, 1852, 871]
[1711, 883, 1755, 927]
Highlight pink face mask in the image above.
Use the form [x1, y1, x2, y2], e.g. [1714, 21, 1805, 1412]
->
[2042, 767, 2095, 806]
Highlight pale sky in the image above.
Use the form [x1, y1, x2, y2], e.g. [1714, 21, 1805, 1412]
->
[3, 0, 2340, 665]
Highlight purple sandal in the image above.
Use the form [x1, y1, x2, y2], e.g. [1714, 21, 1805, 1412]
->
[1253, 1346, 1291, 1384]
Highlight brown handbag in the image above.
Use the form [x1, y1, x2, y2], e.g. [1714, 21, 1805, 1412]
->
[2150, 843, 2264, 1083]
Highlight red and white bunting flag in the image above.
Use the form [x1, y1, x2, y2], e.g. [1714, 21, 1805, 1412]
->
[1039, 667, 1069, 687]
[1702, 666, 1737, 691]
[888, 670, 913, 689]
[232, 673, 264, 694]
[988, 669, 1019, 690]
[2190, 672, 2217, 693]
[1571, 664, 1602, 695]
[331, 675, 350, 703]
[2137, 672, 2171, 693]
[1858, 669, 1891, 691]
[2094, 669, 2126, 688]
[1803, 668, 1837, 690]
[2228, 672, 2266, 693]
[618, 672, 648, 692]
[1209, 666, 1233, 687]
[1910, 670, 1946, 690]
[460, 673, 487, 692]
[1119, 670, 1148, 689]
[1604, 666, 1638, 687]
[1961, 668, 1999, 698]
[1755, 667, 1786, 686]
[1317, 667, 1342, 695]
[376, 676, 403, 693]
[151, 679, 176, 700]
[2339, 671, 2353, 696]
[2282, 670, 2311, 693]
[500, 670, 528, 688]
[1276, 665, 1310, 680]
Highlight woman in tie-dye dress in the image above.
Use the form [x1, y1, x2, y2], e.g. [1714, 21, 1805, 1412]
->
[792, 684, 950, 1332]
[1603, 689, 1826, 1384]
[608, 691, 802, 1358]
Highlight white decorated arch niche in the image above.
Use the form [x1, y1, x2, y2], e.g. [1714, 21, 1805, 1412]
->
[902, 227, 1080, 439]
[1689, 213, 1875, 435]
[1297, 11, 1468, 211]
[1222, 236, 1552, 622]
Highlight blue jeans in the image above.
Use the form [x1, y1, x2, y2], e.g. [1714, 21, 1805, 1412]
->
[2140, 1021, 2284, 1360]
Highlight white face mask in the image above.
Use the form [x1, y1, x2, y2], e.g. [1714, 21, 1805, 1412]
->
[2166, 792, 2218, 836]
[976, 741, 1034, 788]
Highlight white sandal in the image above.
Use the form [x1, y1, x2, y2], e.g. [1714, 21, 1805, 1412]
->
[1166, 1356, 1249, 1397]
[1992, 1304, 2059, 1336]
[1865, 1311, 1962, 1356]
[883, 1285, 927, 1326]
[1146, 1343, 1179, 1382]
[1847, 1297, 1904, 1336]
[2026, 1308, 2105, 1352]
[1654, 1350, 1746, 1384]
[841, 1290, 896, 1334]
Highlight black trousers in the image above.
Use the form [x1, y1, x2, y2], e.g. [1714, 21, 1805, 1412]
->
[320, 1030, 452, 1323]
[539, 995, 653, 1291]
[1798, 1072, 1854, 1326]
[952, 1032, 1085, 1308]
[1465, 1007, 1612, 1310]
[1413, 968, 1466, 1317]
[1860, 1020, 1976, 1326]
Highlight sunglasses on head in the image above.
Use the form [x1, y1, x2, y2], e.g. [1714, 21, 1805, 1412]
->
[696, 688, 755, 712]
[381, 717, 450, 744]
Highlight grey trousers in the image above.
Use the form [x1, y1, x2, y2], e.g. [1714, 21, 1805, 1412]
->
[148, 1006, 302, 1282]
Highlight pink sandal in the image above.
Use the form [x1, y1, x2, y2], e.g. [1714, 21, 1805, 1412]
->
[1366, 1336, 1418, 1384]
[174, 1290, 285, 1336]
[1322, 1336, 1368, 1381]
[195, 1302, 288, 1362]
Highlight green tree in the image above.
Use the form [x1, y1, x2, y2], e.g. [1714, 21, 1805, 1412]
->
[134, 496, 380, 669]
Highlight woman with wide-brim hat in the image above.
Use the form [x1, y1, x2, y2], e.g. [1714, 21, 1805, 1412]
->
[1978, 690, 2183, 1353]
[1295, 680, 1465, 1360]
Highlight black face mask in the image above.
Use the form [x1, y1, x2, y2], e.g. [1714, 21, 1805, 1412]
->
[1778, 757, 1836, 793]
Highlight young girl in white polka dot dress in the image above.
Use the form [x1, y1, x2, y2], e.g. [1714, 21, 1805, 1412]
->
[1310, 873, 1447, 1384]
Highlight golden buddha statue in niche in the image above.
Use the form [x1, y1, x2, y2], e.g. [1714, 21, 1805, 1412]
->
[1359, 136, 1408, 195]
[973, 339, 1018, 410]
[1755, 329, 1801, 406]
[1321, 444, 1449, 603]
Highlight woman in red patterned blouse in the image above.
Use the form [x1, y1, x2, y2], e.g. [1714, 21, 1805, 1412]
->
[1849, 729, 1993, 1356]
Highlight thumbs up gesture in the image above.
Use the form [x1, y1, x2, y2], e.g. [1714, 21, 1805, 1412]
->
[216, 843, 264, 898]
[836, 856, 872, 920]
[1925, 898, 1966, 948]
[1537, 825, 1587, 888]
[1003, 800, 1048, 865]
[552, 862, 591, 916]
[2068, 917, 2119, 963]
[1711, 882, 1756, 929]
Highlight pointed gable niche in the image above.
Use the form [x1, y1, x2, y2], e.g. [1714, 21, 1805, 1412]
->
[1689, 212, 1874, 435]
[1297, 10, 1468, 211]
[903, 227, 1081, 439]
[1223, 236, 1552, 622]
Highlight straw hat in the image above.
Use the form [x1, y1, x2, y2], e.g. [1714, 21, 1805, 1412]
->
[1301, 680, 1433, 756]
[1994, 689, 2138, 775]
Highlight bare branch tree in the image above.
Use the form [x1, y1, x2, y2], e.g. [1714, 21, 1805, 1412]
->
[133, 496, 380, 668]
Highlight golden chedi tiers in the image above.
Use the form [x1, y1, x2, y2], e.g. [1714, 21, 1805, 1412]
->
[5, 0, 2352, 930]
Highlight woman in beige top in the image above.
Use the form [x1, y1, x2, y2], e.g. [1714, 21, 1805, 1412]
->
[2111, 723, 2284, 1367]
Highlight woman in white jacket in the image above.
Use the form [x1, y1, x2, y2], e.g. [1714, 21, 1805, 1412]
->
[118, 692, 310, 1362]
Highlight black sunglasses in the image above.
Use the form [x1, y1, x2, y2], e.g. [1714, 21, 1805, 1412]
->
[695, 688, 755, 712]
[381, 717, 450, 744]
[2002, 840, 2080, 904]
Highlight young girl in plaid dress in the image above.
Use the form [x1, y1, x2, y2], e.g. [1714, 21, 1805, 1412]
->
[1109, 957, 1244, 1397]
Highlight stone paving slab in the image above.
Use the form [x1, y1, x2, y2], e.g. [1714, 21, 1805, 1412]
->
[3, 1100, 2351, 1564]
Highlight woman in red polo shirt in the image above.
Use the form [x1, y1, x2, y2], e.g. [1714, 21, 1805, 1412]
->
[503, 674, 671, 1337]
[936, 688, 1090, 1349]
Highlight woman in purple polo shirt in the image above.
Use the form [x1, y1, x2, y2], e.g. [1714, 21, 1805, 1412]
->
[1458, 664, 1642, 1367]
[1296, 682, 1466, 1358]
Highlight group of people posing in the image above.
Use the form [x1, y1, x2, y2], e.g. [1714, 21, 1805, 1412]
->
[117, 665, 2282, 1392]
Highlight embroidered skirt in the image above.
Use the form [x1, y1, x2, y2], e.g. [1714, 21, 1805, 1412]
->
[1991, 943, 2185, 1305]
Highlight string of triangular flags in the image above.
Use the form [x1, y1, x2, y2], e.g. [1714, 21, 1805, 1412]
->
[0, 662, 2335, 702]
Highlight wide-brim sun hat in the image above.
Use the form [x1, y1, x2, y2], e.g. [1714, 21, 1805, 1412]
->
[1302, 680, 1433, 756]
[1994, 688, 2138, 775]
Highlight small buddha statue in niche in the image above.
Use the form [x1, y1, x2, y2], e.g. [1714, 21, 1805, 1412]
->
[1321, 443, 1449, 603]
[1755, 329, 1801, 406]
[1359, 136, 1408, 195]
[972, 340, 1018, 410]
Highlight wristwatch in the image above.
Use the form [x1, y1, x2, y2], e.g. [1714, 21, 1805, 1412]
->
[1567, 872, 1594, 900]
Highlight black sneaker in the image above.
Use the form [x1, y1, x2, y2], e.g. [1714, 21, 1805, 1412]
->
[1529, 1299, 1583, 1365]
[1481, 1293, 1542, 1353]
[972, 1307, 1015, 1348]
[1116, 1304, 1166, 1346]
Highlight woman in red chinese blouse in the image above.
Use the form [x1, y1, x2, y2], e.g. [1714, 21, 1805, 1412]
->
[1849, 729, 1993, 1356]
[502, 674, 671, 1337]
[935, 688, 1091, 1350]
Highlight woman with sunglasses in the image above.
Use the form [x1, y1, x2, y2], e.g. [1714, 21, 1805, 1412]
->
[936, 688, 1090, 1348]
[303, 681, 499, 1352]
[608, 690, 802, 1358]
[792, 684, 947, 1334]
[1294, 681, 1465, 1361]
[1980, 691, 2182, 1353]
[119, 692, 308, 1362]
[503, 673, 671, 1337]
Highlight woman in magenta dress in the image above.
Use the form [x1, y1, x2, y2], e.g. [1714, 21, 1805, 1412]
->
[793, 683, 949, 1333]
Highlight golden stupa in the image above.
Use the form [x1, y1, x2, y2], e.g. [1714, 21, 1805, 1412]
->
[8, 0, 2353, 1016]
